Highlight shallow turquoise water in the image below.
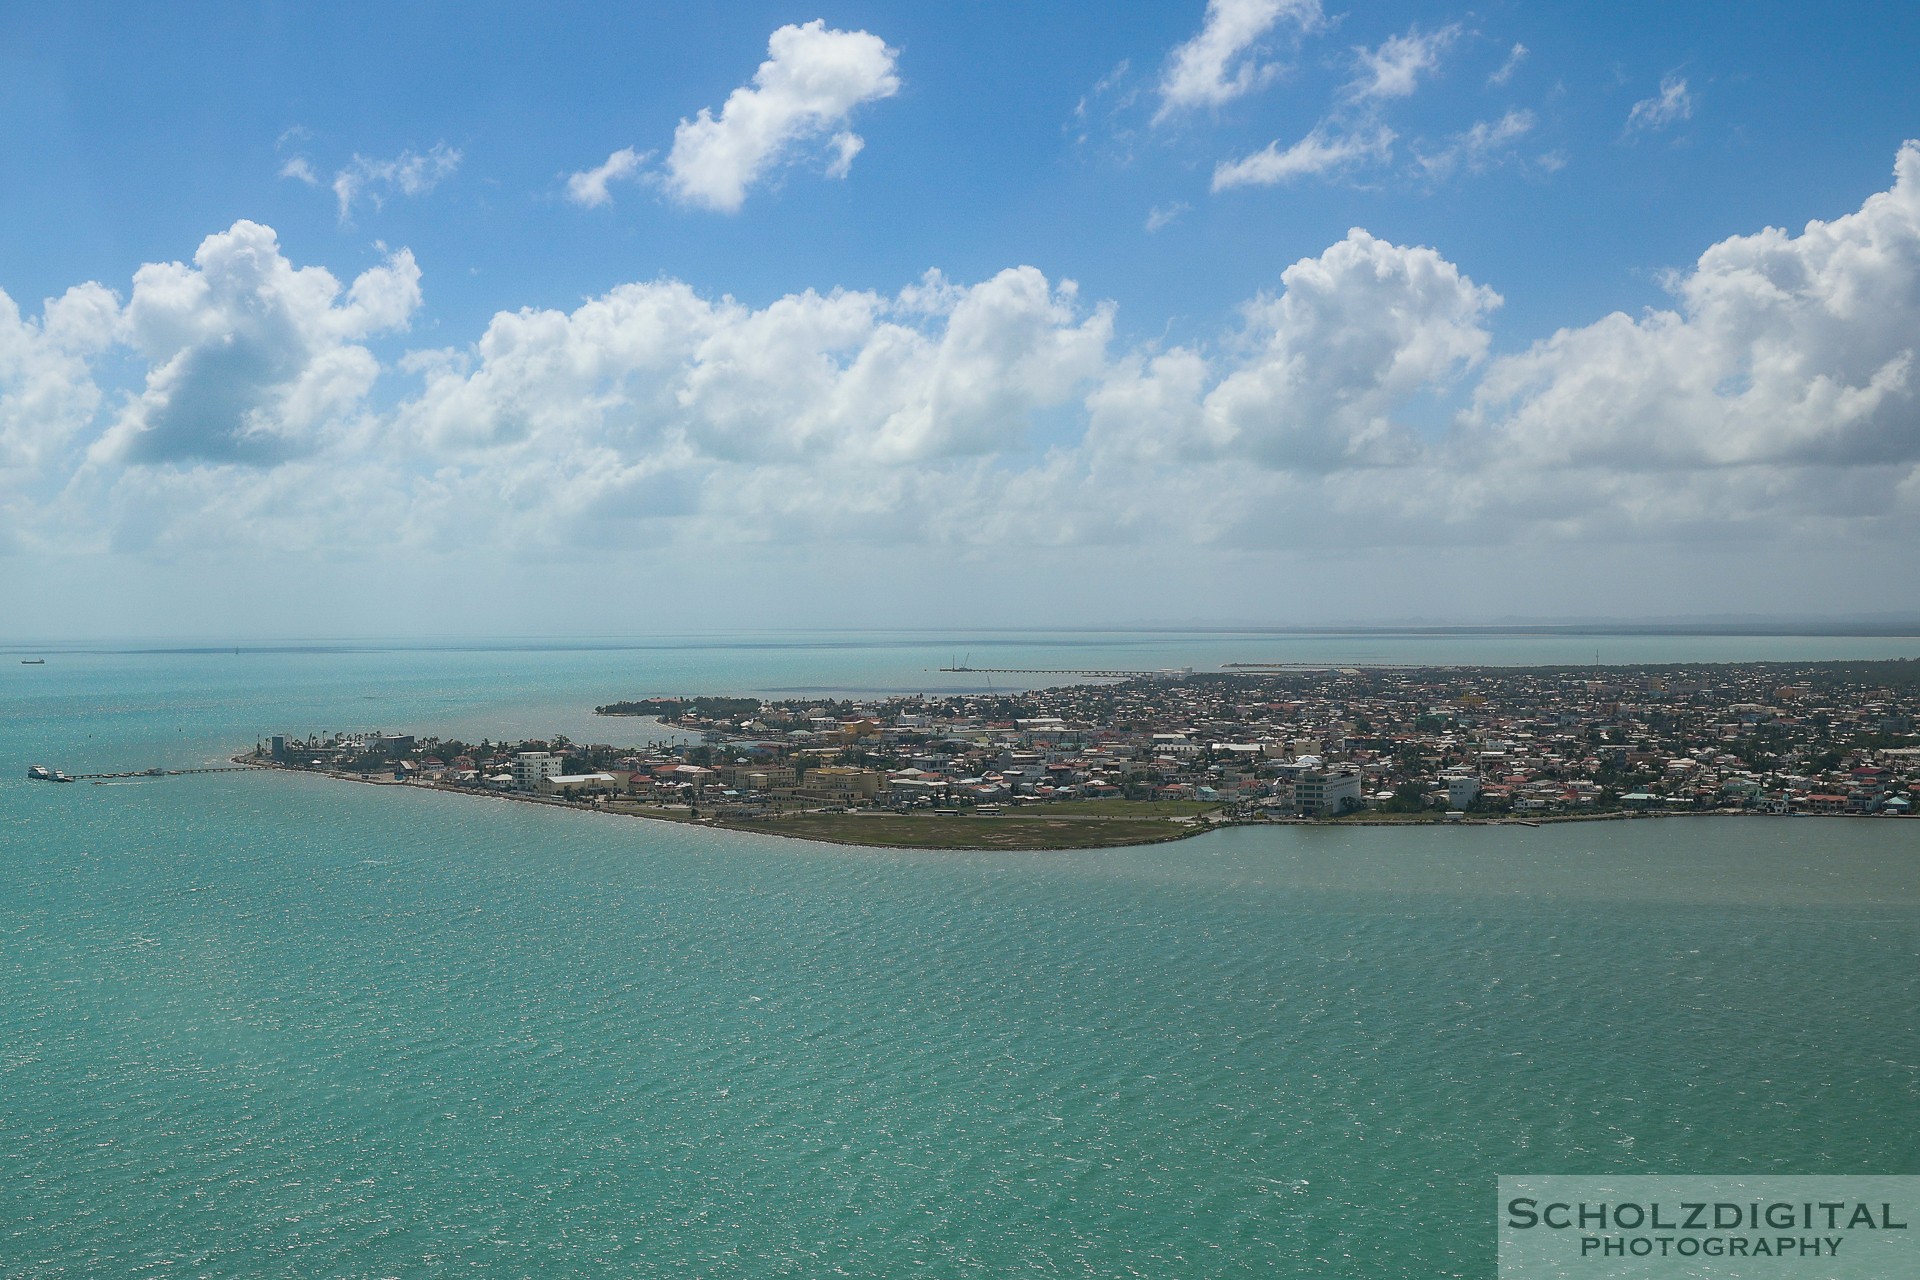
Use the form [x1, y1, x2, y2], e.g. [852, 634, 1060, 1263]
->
[4, 637, 1918, 1277]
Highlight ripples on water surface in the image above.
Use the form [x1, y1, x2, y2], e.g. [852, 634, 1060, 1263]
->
[3, 636, 1918, 1276]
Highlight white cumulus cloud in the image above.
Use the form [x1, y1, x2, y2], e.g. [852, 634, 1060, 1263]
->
[664, 20, 900, 213]
[1145, 202, 1192, 232]
[1418, 110, 1536, 179]
[1092, 229, 1499, 470]
[1213, 125, 1394, 190]
[1207, 229, 1498, 468]
[401, 266, 1112, 470]
[92, 221, 420, 466]
[1155, 0, 1323, 120]
[1626, 75, 1693, 134]
[1488, 43, 1528, 87]
[1347, 24, 1460, 101]
[331, 144, 462, 223]
[1469, 141, 1920, 473]
[566, 147, 648, 208]
[0, 283, 116, 481]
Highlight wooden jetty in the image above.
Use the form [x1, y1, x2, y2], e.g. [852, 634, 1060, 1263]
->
[70, 766, 252, 781]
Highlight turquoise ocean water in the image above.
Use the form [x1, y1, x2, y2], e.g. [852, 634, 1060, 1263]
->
[4, 633, 1918, 1277]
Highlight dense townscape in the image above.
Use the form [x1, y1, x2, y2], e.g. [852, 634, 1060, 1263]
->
[257, 660, 1920, 824]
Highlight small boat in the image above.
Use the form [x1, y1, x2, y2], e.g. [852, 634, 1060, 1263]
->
[20, 658, 45, 665]
[53, 771, 73, 783]
[27, 765, 53, 781]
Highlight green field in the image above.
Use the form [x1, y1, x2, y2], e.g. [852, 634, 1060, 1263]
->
[597, 796, 1216, 849]
[725, 811, 1202, 850]
[1021, 797, 1220, 818]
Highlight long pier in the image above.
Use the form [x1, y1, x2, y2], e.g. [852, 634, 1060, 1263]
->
[70, 766, 252, 780]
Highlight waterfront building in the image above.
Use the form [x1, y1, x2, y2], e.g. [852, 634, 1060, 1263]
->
[1292, 767, 1363, 816]
[512, 752, 562, 791]
[538, 772, 620, 796]
[776, 766, 885, 808]
[719, 763, 795, 790]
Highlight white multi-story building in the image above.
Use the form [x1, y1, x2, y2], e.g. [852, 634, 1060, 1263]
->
[512, 752, 562, 791]
[1292, 767, 1362, 816]
[1445, 773, 1482, 810]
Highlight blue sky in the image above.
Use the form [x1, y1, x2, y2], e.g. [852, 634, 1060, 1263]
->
[3, 1, 1919, 637]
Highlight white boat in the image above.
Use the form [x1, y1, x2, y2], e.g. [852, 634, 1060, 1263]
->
[27, 765, 53, 781]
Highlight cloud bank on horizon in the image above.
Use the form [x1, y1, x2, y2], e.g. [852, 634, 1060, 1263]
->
[6, 142, 1919, 562]
[1, 2, 1916, 627]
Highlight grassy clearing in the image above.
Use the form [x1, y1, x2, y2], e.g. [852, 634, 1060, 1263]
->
[595, 796, 1212, 849]
[726, 811, 1198, 850]
[1024, 798, 1219, 818]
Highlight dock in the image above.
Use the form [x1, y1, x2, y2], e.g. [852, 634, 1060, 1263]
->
[68, 767, 252, 781]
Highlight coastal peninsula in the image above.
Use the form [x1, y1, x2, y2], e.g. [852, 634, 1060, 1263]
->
[248, 660, 1920, 848]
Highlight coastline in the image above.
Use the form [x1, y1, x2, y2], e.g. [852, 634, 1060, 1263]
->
[230, 754, 1879, 851]
[232, 755, 1209, 850]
